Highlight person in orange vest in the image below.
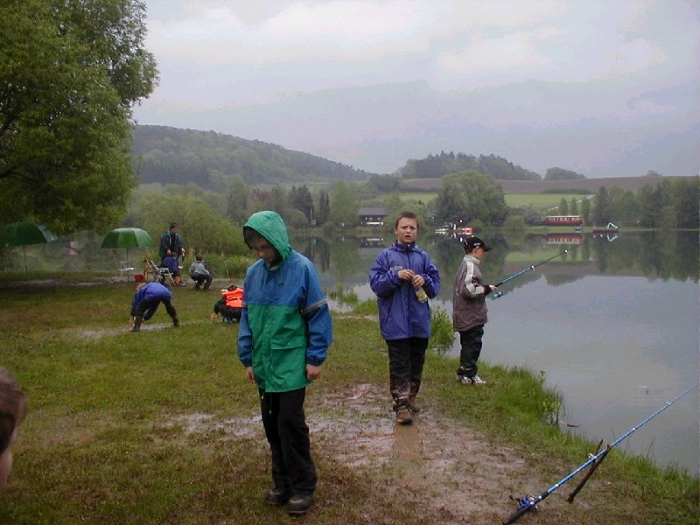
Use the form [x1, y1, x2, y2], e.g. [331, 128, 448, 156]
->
[211, 285, 243, 322]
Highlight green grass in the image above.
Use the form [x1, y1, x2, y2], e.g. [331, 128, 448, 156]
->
[398, 192, 438, 203]
[396, 191, 587, 212]
[0, 283, 697, 524]
[505, 193, 587, 210]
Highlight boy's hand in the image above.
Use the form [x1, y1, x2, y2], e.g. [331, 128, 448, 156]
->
[398, 269, 414, 281]
[245, 366, 255, 384]
[306, 364, 322, 381]
[412, 274, 425, 287]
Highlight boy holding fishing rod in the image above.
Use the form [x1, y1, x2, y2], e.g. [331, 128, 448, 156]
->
[452, 237, 497, 385]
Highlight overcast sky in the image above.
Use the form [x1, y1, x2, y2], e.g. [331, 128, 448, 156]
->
[133, 0, 699, 177]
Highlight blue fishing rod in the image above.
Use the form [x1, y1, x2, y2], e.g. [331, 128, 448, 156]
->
[502, 382, 700, 524]
[492, 250, 568, 299]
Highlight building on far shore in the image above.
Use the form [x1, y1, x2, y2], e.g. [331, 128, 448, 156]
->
[358, 207, 387, 226]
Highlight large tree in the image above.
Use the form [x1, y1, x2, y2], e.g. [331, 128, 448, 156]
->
[329, 181, 360, 227]
[434, 171, 508, 226]
[0, 0, 158, 234]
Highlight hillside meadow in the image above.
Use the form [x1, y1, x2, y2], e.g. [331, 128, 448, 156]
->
[400, 192, 586, 211]
[0, 279, 697, 525]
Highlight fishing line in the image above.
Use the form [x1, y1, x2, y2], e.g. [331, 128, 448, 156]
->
[502, 382, 700, 524]
[492, 250, 568, 299]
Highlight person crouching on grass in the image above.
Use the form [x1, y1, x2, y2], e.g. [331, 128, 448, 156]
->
[129, 282, 180, 332]
[237, 211, 332, 517]
[452, 237, 496, 385]
[0, 367, 27, 489]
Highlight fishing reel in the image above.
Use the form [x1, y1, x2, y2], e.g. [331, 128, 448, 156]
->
[517, 495, 538, 512]
[492, 290, 504, 299]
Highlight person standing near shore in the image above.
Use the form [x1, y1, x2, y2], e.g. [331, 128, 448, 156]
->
[452, 237, 496, 385]
[159, 222, 185, 265]
[237, 210, 333, 517]
[369, 211, 440, 425]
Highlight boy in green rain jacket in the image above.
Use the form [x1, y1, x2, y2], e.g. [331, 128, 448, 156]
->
[237, 211, 333, 517]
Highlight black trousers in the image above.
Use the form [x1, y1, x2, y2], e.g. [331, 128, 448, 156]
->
[260, 387, 316, 496]
[191, 273, 213, 287]
[457, 325, 484, 377]
[386, 337, 429, 411]
[134, 298, 177, 321]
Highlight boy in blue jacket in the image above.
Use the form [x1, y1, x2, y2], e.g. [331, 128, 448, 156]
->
[370, 211, 440, 425]
[129, 282, 179, 332]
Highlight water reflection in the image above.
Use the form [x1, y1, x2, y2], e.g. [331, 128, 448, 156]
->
[292, 231, 699, 476]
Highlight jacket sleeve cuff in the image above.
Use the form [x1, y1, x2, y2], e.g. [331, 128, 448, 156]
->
[306, 356, 324, 366]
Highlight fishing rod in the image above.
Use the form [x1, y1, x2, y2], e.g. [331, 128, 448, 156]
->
[492, 250, 568, 299]
[502, 382, 700, 525]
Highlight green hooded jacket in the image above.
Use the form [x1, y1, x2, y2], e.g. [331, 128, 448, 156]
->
[237, 211, 333, 392]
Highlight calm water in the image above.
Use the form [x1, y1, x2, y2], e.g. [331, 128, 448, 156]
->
[304, 230, 700, 476]
[4, 229, 699, 475]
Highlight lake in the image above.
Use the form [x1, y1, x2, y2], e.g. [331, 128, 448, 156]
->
[297, 230, 699, 476]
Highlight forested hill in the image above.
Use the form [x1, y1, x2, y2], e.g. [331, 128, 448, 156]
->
[131, 126, 551, 189]
[131, 125, 376, 190]
[398, 151, 542, 181]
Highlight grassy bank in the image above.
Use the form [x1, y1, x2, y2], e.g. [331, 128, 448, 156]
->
[0, 282, 697, 524]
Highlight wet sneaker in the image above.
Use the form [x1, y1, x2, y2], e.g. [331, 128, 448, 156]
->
[407, 397, 421, 413]
[396, 407, 413, 425]
[286, 494, 313, 516]
[456, 374, 486, 385]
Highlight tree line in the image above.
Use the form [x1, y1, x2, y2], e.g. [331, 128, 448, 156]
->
[123, 172, 698, 257]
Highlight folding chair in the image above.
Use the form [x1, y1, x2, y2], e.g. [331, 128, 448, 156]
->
[117, 260, 136, 281]
[147, 260, 175, 287]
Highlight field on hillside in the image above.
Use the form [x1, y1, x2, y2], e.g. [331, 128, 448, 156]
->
[505, 193, 588, 210]
[398, 191, 585, 211]
[401, 174, 692, 193]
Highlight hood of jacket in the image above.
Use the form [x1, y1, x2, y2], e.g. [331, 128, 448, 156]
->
[244, 211, 292, 261]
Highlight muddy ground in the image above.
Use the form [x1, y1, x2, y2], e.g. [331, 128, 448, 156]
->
[169, 381, 606, 525]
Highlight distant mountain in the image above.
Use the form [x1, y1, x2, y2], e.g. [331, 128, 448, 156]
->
[131, 125, 375, 190]
[131, 125, 549, 189]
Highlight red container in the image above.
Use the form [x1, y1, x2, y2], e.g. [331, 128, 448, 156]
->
[134, 274, 145, 282]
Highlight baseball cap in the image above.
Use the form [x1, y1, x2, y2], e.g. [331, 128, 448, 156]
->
[463, 236, 492, 252]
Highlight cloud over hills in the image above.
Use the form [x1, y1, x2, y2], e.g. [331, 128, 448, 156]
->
[134, 0, 699, 177]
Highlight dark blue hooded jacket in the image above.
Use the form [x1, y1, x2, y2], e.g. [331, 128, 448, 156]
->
[369, 241, 440, 340]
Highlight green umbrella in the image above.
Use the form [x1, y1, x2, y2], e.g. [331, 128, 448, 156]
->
[0, 222, 59, 274]
[101, 227, 154, 263]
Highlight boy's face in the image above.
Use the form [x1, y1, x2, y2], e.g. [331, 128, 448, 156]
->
[395, 217, 419, 245]
[471, 247, 486, 261]
[249, 237, 277, 264]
